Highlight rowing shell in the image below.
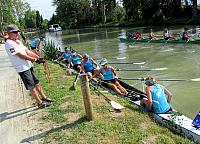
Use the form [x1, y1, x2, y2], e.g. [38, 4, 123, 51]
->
[92, 78, 200, 143]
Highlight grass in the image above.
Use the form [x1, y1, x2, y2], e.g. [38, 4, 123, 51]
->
[34, 61, 192, 144]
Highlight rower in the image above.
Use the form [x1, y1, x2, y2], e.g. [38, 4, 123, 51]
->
[70, 52, 83, 72]
[134, 31, 142, 39]
[91, 58, 128, 97]
[163, 28, 175, 40]
[182, 28, 190, 41]
[81, 53, 98, 80]
[149, 29, 156, 40]
[30, 35, 45, 55]
[141, 76, 172, 114]
[57, 47, 72, 68]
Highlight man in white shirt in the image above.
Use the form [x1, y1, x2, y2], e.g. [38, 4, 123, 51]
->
[5, 24, 53, 108]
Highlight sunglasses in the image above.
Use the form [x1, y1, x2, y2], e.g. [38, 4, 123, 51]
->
[12, 31, 20, 34]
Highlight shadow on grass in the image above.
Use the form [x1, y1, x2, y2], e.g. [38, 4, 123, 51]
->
[20, 116, 87, 143]
[0, 105, 38, 123]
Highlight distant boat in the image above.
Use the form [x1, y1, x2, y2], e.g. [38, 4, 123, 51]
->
[49, 24, 62, 32]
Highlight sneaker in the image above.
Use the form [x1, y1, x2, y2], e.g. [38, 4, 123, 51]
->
[38, 101, 52, 109]
[42, 97, 54, 103]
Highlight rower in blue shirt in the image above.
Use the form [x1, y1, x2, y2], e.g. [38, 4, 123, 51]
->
[81, 53, 98, 80]
[70, 52, 83, 72]
[57, 47, 72, 68]
[141, 76, 172, 114]
[91, 58, 128, 97]
[30, 35, 45, 55]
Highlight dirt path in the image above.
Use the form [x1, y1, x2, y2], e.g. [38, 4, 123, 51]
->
[0, 44, 44, 144]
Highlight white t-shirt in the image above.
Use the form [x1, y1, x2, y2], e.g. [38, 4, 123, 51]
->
[5, 39, 33, 72]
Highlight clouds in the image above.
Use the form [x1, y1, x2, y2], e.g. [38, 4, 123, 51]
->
[24, 0, 56, 20]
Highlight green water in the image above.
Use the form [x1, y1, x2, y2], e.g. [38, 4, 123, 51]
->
[46, 27, 200, 119]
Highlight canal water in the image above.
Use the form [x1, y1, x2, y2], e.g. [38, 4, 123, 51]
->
[46, 26, 200, 119]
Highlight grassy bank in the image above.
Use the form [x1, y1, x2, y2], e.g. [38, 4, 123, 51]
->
[35, 61, 192, 144]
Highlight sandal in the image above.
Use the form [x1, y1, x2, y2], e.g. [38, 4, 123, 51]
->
[42, 97, 54, 103]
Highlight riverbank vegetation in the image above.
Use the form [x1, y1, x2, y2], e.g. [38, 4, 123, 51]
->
[34, 60, 192, 143]
[1, 0, 200, 32]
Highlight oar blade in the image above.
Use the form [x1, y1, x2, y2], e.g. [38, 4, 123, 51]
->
[153, 67, 168, 71]
[110, 101, 125, 110]
[133, 62, 146, 65]
[191, 78, 200, 81]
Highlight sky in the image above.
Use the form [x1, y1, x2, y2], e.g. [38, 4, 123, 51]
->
[24, 0, 56, 20]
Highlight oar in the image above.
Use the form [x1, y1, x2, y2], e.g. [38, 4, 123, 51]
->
[108, 62, 146, 65]
[89, 83, 125, 110]
[116, 67, 168, 71]
[119, 77, 200, 82]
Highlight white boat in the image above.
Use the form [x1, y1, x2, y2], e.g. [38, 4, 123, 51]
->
[49, 24, 62, 32]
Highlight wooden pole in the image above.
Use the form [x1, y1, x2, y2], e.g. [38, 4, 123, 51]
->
[79, 74, 93, 121]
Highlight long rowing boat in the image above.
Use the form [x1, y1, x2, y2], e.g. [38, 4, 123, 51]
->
[53, 58, 200, 143]
[90, 79, 200, 143]
[119, 35, 200, 44]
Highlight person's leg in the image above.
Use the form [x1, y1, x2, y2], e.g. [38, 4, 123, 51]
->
[35, 84, 46, 99]
[107, 82, 123, 96]
[114, 81, 128, 95]
[140, 98, 148, 107]
[30, 87, 43, 104]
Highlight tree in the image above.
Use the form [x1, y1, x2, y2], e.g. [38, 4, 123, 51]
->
[24, 10, 36, 28]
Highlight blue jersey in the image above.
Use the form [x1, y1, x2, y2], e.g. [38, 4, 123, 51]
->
[150, 84, 170, 113]
[31, 38, 38, 47]
[101, 66, 114, 80]
[82, 58, 94, 72]
[63, 52, 71, 61]
[72, 56, 81, 65]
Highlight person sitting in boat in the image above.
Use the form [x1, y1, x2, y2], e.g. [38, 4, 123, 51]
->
[126, 32, 134, 38]
[149, 29, 156, 40]
[134, 31, 142, 39]
[70, 52, 83, 72]
[91, 58, 128, 97]
[81, 53, 98, 80]
[141, 76, 172, 114]
[182, 28, 190, 41]
[57, 47, 72, 68]
[163, 28, 175, 40]
[30, 35, 45, 55]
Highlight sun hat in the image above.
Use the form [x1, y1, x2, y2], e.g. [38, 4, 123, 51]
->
[65, 47, 70, 51]
[83, 53, 89, 58]
[6, 24, 20, 33]
[72, 52, 77, 56]
[100, 59, 108, 66]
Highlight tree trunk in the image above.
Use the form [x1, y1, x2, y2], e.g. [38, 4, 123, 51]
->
[192, 0, 198, 21]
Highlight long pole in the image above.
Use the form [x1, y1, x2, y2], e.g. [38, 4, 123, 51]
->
[80, 74, 93, 121]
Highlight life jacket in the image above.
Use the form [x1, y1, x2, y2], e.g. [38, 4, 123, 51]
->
[150, 84, 170, 113]
[82, 58, 94, 72]
[101, 66, 114, 81]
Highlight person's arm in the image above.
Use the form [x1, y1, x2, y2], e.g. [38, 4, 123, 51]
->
[112, 67, 117, 77]
[164, 87, 172, 103]
[81, 62, 85, 73]
[91, 69, 102, 80]
[77, 54, 83, 59]
[15, 52, 36, 62]
[36, 39, 41, 49]
[146, 86, 153, 110]
[90, 58, 98, 67]
[25, 48, 39, 59]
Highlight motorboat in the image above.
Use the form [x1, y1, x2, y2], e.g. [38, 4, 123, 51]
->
[49, 24, 62, 32]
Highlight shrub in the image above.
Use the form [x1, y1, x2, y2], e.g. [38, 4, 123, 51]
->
[42, 40, 59, 60]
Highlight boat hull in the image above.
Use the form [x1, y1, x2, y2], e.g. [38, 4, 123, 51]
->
[119, 36, 200, 44]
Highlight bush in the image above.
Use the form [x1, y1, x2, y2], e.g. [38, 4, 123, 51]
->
[42, 40, 59, 60]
